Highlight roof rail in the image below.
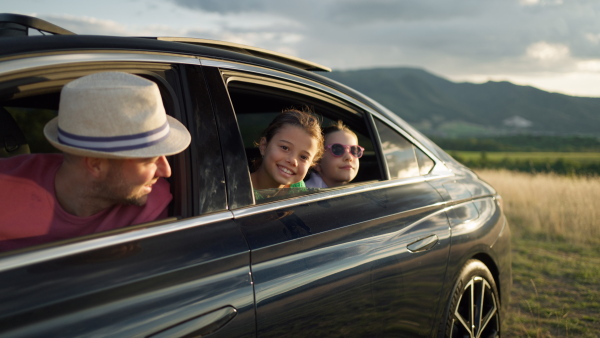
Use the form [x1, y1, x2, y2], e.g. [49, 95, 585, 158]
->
[0, 13, 75, 37]
[156, 37, 331, 72]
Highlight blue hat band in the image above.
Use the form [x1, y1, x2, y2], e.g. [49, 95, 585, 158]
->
[57, 121, 170, 152]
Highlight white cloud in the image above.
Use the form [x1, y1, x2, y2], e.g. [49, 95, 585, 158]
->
[526, 42, 570, 62]
[577, 60, 600, 72]
[40, 14, 132, 36]
[519, 0, 540, 6]
[39, 13, 196, 37]
[519, 0, 563, 6]
[585, 33, 600, 44]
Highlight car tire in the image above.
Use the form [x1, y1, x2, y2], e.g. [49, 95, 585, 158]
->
[441, 259, 500, 338]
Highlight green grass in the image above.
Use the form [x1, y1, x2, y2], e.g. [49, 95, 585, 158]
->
[453, 151, 600, 164]
[505, 236, 600, 337]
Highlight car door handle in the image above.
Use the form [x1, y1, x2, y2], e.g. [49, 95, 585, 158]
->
[148, 306, 237, 338]
[407, 235, 439, 253]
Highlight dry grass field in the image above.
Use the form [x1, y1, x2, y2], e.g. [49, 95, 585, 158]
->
[476, 169, 600, 337]
[477, 169, 600, 245]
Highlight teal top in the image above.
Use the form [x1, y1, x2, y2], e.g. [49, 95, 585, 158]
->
[290, 181, 306, 188]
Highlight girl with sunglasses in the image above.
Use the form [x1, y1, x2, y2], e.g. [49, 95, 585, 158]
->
[251, 108, 324, 199]
[305, 120, 363, 188]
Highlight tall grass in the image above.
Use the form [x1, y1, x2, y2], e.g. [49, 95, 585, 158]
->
[476, 169, 600, 336]
[476, 169, 600, 245]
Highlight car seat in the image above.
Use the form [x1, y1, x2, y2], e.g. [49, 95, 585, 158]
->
[0, 107, 30, 157]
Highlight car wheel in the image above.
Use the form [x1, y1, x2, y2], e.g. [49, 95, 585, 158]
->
[442, 259, 500, 338]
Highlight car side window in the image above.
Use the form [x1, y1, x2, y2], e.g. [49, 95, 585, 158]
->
[374, 118, 434, 179]
[0, 65, 194, 254]
[416, 146, 435, 175]
[227, 79, 383, 203]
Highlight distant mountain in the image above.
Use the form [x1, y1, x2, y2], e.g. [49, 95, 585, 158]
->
[324, 67, 600, 137]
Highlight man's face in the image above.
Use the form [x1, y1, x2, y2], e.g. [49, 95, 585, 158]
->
[101, 156, 171, 206]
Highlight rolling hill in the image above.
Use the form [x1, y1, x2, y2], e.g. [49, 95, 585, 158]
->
[324, 67, 600, 138]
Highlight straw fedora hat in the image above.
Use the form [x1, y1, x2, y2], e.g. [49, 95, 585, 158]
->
[44, 72, 191, 159]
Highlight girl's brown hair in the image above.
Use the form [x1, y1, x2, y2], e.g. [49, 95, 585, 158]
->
[322, 120, 357, 140]
[253, 108, 324, 170]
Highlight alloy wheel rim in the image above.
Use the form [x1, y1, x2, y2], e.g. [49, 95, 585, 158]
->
[450, 276, 499, 338]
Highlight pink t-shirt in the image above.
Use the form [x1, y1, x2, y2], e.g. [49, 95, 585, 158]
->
[0, 154, 172, 252]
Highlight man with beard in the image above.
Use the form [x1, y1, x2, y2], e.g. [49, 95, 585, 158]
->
[0, 72, 191, 252]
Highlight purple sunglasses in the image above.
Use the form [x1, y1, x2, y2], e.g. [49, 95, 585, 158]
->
[325, 143, 364, 158]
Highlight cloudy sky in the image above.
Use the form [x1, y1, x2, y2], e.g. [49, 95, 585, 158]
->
[5, 0, 600, 97]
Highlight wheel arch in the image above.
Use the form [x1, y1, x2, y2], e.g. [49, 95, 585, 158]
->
[472, 253, 502, 304]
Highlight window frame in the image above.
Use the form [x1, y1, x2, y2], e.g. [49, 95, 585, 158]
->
[220, 69, 384, 203]
[0, 55, 215, 257]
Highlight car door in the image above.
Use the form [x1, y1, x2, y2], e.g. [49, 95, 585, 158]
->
[0, 56, 255, 337]
[368, 116, 453, 336]
[203, 62, 453, 336]
[238, 183, 450, 337]
[0, 216, 254, 338]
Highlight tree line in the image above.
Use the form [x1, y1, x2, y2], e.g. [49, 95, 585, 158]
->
[430, 135, 600, 152]
[449, 151, 600, 176]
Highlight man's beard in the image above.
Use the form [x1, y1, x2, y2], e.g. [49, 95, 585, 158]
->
[98, 166, 149, 207]
[121, 194, 148, 207]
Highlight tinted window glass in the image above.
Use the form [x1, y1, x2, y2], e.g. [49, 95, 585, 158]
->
[375, 118, 434, 179]
[416, 147, 435, 175]
[2, 107, 56, 155]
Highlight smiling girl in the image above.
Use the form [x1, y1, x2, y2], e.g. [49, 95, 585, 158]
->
[250, 109, 324, 195]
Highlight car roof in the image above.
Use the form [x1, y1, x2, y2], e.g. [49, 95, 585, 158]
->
[0, 14, 363, 115]
[0, 13, 329, 72]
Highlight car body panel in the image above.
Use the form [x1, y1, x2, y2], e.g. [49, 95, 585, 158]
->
[235, 178, 451, 336]
[0, 214, 255, 337]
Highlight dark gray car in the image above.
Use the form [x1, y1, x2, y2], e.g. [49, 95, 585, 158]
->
[0, 13, 510, 338]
